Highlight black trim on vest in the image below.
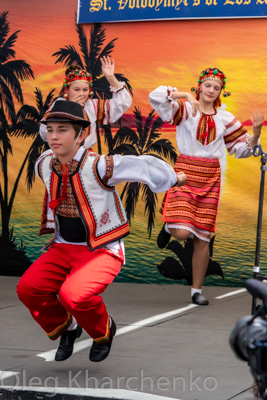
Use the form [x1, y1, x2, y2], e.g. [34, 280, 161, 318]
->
[94, 156, 114, 190]
[77, 149, 91, 171]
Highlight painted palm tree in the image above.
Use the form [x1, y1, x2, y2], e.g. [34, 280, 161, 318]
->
[0, 10, 35, 275]
[0, 88, 55, 275]
[52, 18, 132, 154]
[10, 88, 55, 189]
[157, 236, 224, 285]
[0, 11, 34, 120]
[110, 106, 177, 237]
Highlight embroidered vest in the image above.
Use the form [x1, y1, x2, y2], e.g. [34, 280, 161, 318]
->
[38, 150, 130, 251]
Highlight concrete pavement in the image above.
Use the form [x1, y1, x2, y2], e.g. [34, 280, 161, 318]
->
[0, 276, 259, 400]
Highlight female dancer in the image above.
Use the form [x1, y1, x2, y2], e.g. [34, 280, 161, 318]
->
[40, 56, 132, 150]
[149, 67, 264, 305]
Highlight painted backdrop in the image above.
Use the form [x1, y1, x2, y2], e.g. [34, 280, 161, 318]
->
[1, 0, 267, 288]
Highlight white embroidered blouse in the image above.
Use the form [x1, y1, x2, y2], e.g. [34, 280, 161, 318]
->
[149, 85, 254, 159]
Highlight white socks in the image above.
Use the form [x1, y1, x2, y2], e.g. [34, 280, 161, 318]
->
[191, 288, 202, 297]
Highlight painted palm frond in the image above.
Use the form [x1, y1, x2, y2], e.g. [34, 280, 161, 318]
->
[141, 184, 157, 237]
[26, 136, 47, 190]
[157, 237, 224, 285]
[5, 59, 33, 81]
[43, 89, 55, 111]
[113, 127, 139, 149]
[11, 87, 55, 139]
[88, 24, 116, 78]
[33, 88, 55, 116]
[0, 11, 34, 119]
[123, 182, 141, 224]
[110, 143, 139, 156]
[53, 44, 83, 67]
[0, 31, 18, 61]
[11, 118, 40, 139]
[0, 11, 11, 48]
[0, 77, 15, 118]
[146, 139, 177, 164]
[167, 240, 189, 267]
[15, 104, 40, 121]
[101, 124, 113, 153]
[157, 257, 188, 282]
[144, 111, 163, 141]
[76, 20, 90, 67]
[133, 106, 144, 140]
[0, 59, 34, 107]
[0, 108, 12, 159]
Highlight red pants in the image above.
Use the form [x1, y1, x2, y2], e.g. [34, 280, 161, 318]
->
[17, 243, 123, 341]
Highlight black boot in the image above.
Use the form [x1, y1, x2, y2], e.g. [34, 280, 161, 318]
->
[89, 318, 116, 362]
[157, 224, 171, 249]
[55, 325, 82, 361]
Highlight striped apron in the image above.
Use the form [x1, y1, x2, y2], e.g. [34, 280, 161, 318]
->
[161, 155, 221, 240]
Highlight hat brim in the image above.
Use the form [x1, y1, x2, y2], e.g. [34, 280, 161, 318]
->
[41, 117, 90, 128]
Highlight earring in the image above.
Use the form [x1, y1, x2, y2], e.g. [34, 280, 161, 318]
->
[63, 93, 69, 100]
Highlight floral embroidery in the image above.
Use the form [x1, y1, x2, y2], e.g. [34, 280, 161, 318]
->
[53, 160, 80, 218]
[102, 156, 114, 185]
[100, 209, 111, 227]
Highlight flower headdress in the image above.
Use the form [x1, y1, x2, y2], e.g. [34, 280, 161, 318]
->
[191, 67, 231, 108]
[62, 68, 94, 99]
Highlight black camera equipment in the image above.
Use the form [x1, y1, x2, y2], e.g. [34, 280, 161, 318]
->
[252, 144, 267, 314]
[229, 144, 267, 398]
[230, 278, 267, 399]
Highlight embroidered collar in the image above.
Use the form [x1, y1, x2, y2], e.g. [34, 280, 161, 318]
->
[200, 108, 217, 117]
[52, 146, 85, 164]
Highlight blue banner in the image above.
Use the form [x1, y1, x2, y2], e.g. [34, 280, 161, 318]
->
[77, 0, 267, 24]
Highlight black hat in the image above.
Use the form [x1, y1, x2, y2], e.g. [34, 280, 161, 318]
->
[40, 100, 90, 127]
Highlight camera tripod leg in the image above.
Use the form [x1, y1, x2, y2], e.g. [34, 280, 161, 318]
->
[252, 146, 267, 314]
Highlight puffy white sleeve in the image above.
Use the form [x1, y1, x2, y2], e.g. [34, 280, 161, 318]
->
[97, 154, 177, 193]
[93, 83, 132, 125]
[222, 110, 255, 158]
[108, 83, 132, 123]
[149, 85, 188, 126]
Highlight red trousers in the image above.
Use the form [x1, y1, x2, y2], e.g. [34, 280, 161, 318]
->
[17, 243, 123, 341]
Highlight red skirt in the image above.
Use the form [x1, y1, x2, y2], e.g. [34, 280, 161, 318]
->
[161, 155, 221, 233]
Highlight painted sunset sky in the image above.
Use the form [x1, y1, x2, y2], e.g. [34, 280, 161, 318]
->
[2, 0, 267, 122]
[1, 0, 267, 285]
